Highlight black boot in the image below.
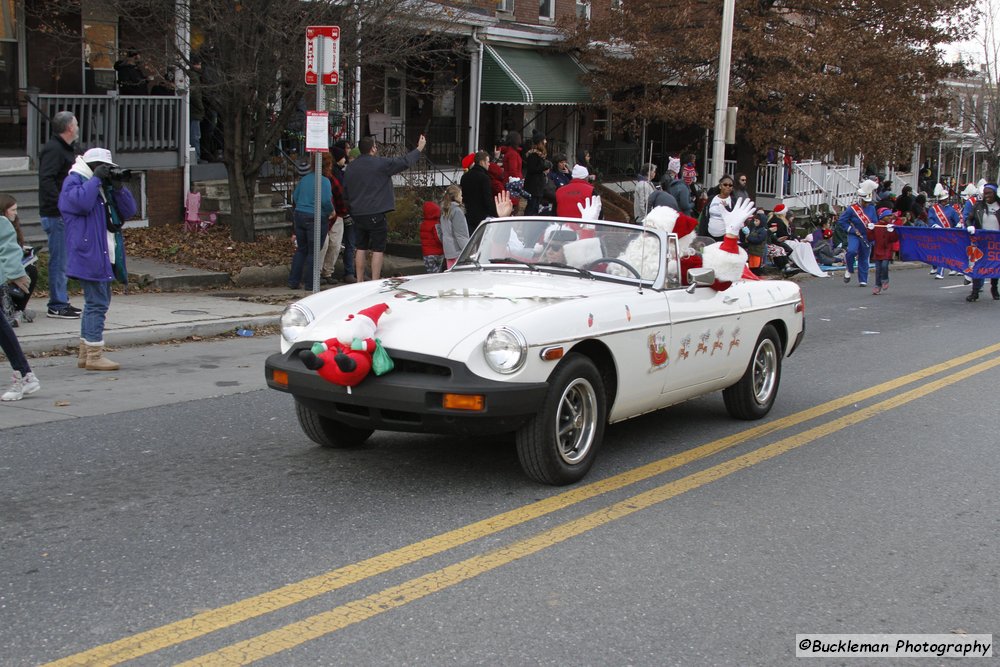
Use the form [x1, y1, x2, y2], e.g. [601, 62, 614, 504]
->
[991, 285, 999, 300]
[967, 291, 980, 302]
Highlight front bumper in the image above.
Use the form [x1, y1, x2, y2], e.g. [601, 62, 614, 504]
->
[265, 344, 550, 435]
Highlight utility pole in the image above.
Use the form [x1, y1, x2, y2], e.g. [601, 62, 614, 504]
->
[710, 0, 736, 186]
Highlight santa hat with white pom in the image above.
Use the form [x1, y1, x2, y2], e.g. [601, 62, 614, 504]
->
[701, 198, 757, 284]
[642, 205, 699, 254]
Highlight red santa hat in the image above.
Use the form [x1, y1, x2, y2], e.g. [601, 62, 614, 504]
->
[461, 153, 476, 170]
[772, 203, 786, 214]
[643, 205, 699, 252]
[355, 303, 390, 327]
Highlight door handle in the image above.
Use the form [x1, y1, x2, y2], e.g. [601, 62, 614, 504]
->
[723, 296, 740, 305]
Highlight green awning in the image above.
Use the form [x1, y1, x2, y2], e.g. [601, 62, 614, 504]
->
[481, 45, 590, 105]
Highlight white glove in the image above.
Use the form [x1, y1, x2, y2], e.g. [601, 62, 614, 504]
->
[886, 224, 894, 233]
[577, 195, 602, 221]
[967, 225, 976, 235]
[722, 197, 756, 236]
[866, 222, 875, 230]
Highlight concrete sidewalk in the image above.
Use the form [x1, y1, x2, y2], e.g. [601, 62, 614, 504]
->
[13, 255, 426, 355]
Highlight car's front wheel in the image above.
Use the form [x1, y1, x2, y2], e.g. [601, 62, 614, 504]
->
[295, 399, 373, 448]
[723, 324, 782, 420]
[515, 354, 606, 485]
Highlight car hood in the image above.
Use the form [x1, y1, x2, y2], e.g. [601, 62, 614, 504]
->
[292, 270, 616, 358]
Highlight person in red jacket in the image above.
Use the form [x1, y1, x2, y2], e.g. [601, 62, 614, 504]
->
[867, 208, 899, 295]
[556, 165, 596, 218]
[500, 131, 523, 211]
[419, 200, 444, 273]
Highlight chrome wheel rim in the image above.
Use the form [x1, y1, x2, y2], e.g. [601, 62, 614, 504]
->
[555, 378, 598, 465]
[752, 338, 778, 404]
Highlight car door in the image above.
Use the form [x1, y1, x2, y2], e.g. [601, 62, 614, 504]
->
[659, 281, 752, 400]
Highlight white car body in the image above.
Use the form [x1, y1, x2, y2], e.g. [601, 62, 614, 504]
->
[267, 217, 805, 485]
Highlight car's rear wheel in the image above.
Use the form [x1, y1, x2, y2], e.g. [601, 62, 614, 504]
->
[723, 324, 782, 420]
[515, 354, 606, 485]
[295, 399, 373, 448]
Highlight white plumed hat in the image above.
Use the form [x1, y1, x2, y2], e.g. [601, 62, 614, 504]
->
[856, 179, 878, 201]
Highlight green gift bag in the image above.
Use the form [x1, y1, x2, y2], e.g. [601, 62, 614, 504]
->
[371, 339, 394, 376]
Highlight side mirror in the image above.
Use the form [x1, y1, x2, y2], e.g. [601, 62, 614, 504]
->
[686, 267, 716, 293]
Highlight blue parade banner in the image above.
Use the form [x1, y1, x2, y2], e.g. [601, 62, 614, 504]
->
[896, 227, 1000, 278]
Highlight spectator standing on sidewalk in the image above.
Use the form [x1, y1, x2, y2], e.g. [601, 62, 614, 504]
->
[523, 130, 548, 216]
[419, 200, 444, 273]
[662, 157, 693, 216]
[440, 184, 470, 270]
[0, 201, 39, 400]
[38, 110, 82, 320]
[58, 147, 137, 371]
[318, 149, 350, 285]
[343, 134, 426, 281]
[288, 159, 332, 290]
[633, 162, 657, 223]
[460, 150, 497, 234]
[0, 195, 37, 326]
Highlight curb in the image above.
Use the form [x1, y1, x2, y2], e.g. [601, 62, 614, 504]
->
[18, 314, 281, 356]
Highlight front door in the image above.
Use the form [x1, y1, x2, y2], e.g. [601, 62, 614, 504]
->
[0, 0, 20, 149]
[384, 71, 405, 144]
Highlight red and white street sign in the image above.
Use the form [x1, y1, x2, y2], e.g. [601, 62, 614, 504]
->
[305, 25, 340, 85]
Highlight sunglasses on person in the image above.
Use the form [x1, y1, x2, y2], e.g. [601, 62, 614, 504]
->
[720, 182, 734, 188]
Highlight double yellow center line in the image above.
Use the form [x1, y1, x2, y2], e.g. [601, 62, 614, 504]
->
[46, 342, 1000, 666]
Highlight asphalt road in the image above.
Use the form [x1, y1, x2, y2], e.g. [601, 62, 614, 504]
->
[2, 265, 998, 666]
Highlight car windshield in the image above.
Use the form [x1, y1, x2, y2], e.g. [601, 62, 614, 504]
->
[456, 218, 663, 283]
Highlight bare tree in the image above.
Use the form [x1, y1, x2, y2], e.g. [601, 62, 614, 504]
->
[566, 0, 976, 173]
[962, 0, 1000, 182]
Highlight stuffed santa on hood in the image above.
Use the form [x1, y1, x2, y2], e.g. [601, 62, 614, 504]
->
[299, 303, 392, 388]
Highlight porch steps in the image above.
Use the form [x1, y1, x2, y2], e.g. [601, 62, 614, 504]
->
[192, 178, 291, 237]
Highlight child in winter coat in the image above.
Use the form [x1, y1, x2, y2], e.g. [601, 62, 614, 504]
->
[419, 201, 444, 273]
[0, 194, 40, 400]
[867, 208, 900, 295]
[440, 185, 470, 269]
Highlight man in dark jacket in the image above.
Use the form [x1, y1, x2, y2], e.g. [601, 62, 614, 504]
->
[37, 110, 81, 319]
[343, 133, 425, 281]
[661, 158, 693, 215]
[460, 151, 497, 234]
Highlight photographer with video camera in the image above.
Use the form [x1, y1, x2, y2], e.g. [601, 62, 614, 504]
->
[58, 147, 137, 371]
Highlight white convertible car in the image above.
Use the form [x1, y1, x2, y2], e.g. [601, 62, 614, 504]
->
[266, 216, 805, 485]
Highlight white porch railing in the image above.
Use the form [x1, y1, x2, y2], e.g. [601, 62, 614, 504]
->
[754, 160, 861, 210]
[704, 158, 737, 185]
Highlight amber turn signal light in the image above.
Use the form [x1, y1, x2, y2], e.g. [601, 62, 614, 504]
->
[442, 394, 485, 411]
[272, 369, 289, 387]
[540, 346, 564, 361]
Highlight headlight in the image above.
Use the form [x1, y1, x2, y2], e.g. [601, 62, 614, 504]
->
[281, 304, 313, 343]
[483, 327, 527, 374]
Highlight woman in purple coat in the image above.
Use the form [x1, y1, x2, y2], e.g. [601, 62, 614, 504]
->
[58, 147, 137, 371]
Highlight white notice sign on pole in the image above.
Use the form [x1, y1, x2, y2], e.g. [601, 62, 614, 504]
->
[305, 111, 329, 152]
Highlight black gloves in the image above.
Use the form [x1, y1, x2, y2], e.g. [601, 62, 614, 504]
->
[92, 163, 112, 181]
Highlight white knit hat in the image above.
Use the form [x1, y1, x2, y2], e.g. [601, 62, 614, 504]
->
[571, 164, 589, 180]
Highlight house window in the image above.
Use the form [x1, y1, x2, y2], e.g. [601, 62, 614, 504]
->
[539, 0, 555, 20]
[575, 1, 591, 20]
[497, 0, 514, 13]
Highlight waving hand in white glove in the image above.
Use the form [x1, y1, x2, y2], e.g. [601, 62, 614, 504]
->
[721, 197, 757, 236]
[577, 195, 602, 221]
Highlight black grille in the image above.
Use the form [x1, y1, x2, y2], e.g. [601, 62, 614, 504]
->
[391, 357, 452, 377]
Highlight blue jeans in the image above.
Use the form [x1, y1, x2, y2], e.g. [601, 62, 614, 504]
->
[845, 234, 870, 280]
[80, 280, 112, 343]
[41, 215, 70, 309]
[874, 259, 890, 288]
[289, 211, 329, 290]
[0, 313, 30, 375]
[342, 223, 356, 278]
